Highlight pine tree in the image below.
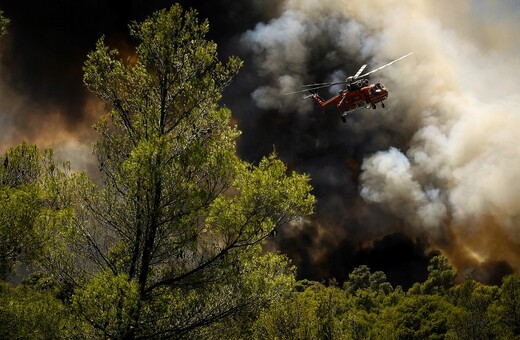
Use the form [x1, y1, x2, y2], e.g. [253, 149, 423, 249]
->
[59, 4, 315, 338]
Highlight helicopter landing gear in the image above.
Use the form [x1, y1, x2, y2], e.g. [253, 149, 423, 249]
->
[371, 103, 376, 109]
[381, 102, 385, 108]
[341, 111, 348, 123]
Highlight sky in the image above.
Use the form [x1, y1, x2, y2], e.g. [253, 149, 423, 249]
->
[0, 0, 519, 287]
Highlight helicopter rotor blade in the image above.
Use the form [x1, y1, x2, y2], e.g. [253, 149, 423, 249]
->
[300, 66, 367, 90]
[284, 52, 413, 95]
[283, 88, 314, 95]
[283, 81, 347, 95]
[302, 82, 335, 88]
[353, 64, 367, 79]
[357, 52, 413, 79]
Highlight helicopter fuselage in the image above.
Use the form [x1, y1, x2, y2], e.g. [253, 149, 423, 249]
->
[311, 82, 388, 116]
[287, 53, 412, 122]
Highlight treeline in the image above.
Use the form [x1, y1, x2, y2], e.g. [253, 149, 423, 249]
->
[255, 256, 520, 339]
[2, 252, 520, 339]
[1, 5, 519, 339]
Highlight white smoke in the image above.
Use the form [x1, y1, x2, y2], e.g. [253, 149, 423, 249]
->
[242, 0, 520, 268]
[242, 4, 374, 114]
[360, 147, 447, 232]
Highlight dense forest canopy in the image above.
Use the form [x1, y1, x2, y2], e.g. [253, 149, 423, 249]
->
[0, 4, 519, 339]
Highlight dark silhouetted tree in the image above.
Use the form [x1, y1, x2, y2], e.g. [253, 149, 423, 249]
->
[0, 9, 8, 37]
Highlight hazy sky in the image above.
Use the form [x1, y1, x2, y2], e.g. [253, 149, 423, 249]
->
[0, 0, 519, 286]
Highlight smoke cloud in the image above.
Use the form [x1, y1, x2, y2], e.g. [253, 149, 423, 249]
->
[240, 0, 520, 283]
[0, 0, 181, 169]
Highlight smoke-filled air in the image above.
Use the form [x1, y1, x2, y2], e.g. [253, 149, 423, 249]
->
[239, 0, 520, 284]
[0, 0, 519, 286]
[5, 1, 520, 337]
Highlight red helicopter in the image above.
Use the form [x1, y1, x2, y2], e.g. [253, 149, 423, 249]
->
[287, 53, 413, 122]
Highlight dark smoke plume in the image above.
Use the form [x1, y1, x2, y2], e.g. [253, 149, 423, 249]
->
[0, 0, 176, 170]
[239, 0, 520, 285]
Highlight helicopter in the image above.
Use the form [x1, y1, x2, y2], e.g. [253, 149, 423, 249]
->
[286, 53, 413, 122]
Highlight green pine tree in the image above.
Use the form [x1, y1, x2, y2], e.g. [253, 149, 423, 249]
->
[50, 4, 316, 338]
